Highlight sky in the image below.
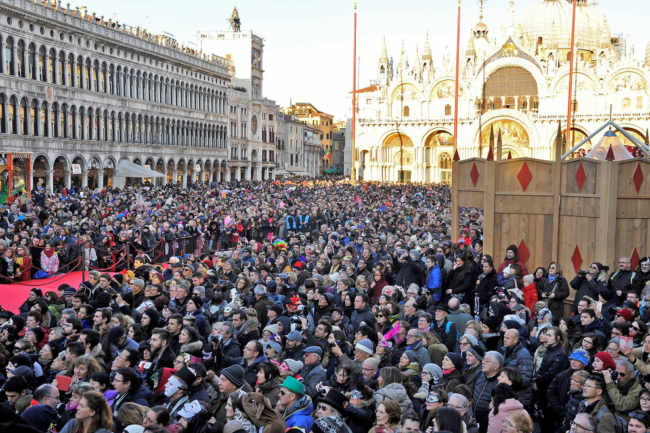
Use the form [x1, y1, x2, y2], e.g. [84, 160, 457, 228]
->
[69, 0, 648, 120]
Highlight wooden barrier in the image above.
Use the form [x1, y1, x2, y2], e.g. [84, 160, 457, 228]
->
[452, 157, 650, 291]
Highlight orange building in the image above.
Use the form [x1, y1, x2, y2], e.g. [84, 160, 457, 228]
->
[283, 103, 334, 169]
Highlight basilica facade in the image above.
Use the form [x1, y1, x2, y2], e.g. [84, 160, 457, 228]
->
[355, 0, 650, 184]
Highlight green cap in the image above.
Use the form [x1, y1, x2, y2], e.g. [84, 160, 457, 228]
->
[280, 376, 304, 395]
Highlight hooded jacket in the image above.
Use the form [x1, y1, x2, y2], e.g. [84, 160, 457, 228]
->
[375, 382, 414, 417]
[282, 394, 314, 432]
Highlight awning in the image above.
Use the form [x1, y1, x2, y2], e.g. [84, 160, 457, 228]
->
[116, 159, 164, 178]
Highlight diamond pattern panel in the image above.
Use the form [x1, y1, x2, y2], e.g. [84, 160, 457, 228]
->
[470, 163, 479, 186]
[633, 163, 644, 193]
[631, 247, 641, 270]
[518, 240, 530, 264]
[571, 245, 583, 274]
[517, 162, 532, 191]
[575, 161, 586, 191]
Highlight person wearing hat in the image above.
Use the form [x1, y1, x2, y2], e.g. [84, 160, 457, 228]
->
[210, 365, 252, 433]
[353, 338, 374, 363]
[432, 304, 458, 352]
[163, 366, 196, 418]
[279, 376, 314, 432]
[185, 295, 210, 339]
[414, 362, 444, 400]
[546, 350, 590, 431]
[284, 330, 305, 360]
[253, 284, 273, 325]
[315, 389, 348, 419]
[301, 346, 327, 397]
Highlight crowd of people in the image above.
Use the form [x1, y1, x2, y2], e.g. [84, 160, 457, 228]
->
[0, 180, 648, 433]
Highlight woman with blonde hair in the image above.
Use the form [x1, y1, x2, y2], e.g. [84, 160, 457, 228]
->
[503, 410, 534, 433]
[60, 390, 114, 433]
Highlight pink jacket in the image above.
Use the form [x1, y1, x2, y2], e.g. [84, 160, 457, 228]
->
[487, 398, 528, 433]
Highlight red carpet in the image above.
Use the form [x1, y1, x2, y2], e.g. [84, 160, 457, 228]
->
[1, 271, 88, 314]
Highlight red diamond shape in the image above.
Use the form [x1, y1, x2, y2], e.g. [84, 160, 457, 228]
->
[517, 162, 532, 191]
[631, 247, 640, 270]
[470, 163, 479, 186]
[518, 240, 530, 264]
[575, 161, 586, 191]
[633, 163, 644, 193]
[571, 245, 583, 273]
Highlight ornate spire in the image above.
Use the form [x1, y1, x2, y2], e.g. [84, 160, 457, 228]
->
[423, 32, 432, 61]
[230, 6, 241, 32]
[398, 41, 408, 71]
[380, 36, 388, 63]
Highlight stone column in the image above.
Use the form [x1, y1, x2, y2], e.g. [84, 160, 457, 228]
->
[81, 169, 88, 188]
[97, 169, 104, 189]
[64, 167, 71, 189]
[1, 97, 7, 133]
[47, 169, 54, 193]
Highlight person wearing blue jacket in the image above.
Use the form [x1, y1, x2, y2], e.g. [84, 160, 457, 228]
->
[426, 254, 444, 303]
[279, 376, 314, 432]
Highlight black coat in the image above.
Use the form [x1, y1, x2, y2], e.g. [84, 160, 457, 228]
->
[534, 343, 569, 395]
[446, 263, 474, 302]
[476, 270, 498, 304]
[541, 275, 569, 321]
[546, 367, 576, 417]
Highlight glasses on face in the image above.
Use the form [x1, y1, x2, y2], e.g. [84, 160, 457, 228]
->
[317, 404, 330, 412]
[459, 342, 470, 347]
[570, 420, 593, 432]
[279, 390, 287, 396]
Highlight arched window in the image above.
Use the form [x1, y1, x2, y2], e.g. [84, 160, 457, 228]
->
[51, 102, 59, 137]
[28, 44, 36, 80]
[93, 60, 99, 92]
[16, 40, 25, 78]
[444, 104, 452, 116]
[61, 104, 68, 138]
[58, 51, 65, 85]
[40, 102, 48, 137]
[7, 96, 16, 134]
[19, 98, 27, 135]
[85, 59, 91, 90]
[48, 48, 56, 83]
[67, 53, 74, 86]
[5, 38, 15, 75]
[403, 106, 410, 117]
[76, 56, 83, 88]
[0, 94, 6, 133]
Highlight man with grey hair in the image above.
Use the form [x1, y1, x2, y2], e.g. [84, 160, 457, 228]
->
[448, 393, 479, 433]
[603, 358, 642, 418]
[472, 351, 503, 433]
[572, 413, 596, 433]
[21, 383, 60, 431]
[404, 328, 431, 366]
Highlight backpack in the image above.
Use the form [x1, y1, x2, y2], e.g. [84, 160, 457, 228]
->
[595, 406, 626, 433]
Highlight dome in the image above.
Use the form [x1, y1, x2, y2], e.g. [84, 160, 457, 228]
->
[520, 0, 611, 53]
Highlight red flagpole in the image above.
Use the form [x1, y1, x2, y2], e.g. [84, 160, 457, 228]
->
[351, 2, 358, 181]
[453, 0, 461, 154]
[566, 0, 577, 145]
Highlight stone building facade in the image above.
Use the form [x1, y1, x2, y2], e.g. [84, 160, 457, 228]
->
[0, 0, 231, 192]
[355, 0, 650, 184]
